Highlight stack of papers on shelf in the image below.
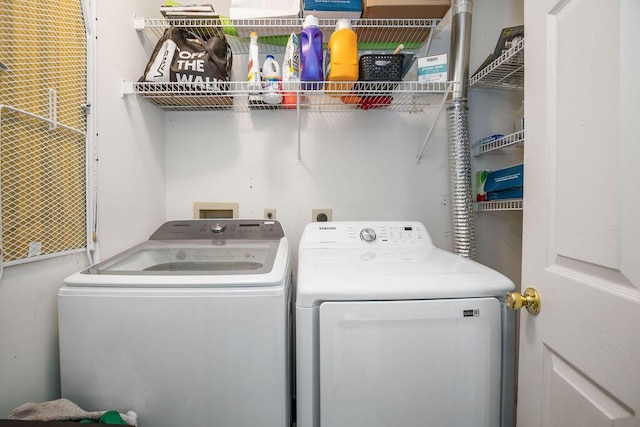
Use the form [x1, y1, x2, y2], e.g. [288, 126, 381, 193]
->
[160, 4, 219, 18]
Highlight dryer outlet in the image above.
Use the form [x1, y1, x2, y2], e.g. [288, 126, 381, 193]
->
[264, 208, 277, 220]
[312, 208, 332, 222]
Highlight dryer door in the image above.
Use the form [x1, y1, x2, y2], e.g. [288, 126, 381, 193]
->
[319, 298, 502, 427]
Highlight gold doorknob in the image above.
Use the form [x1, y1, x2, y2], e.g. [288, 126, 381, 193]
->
[505, 287, 541, 315]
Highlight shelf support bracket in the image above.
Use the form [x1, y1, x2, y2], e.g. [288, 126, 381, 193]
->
[121, 81, 134, 98]
[416, 84, 451, 164]
[133, 15, 146, 31]
[296, 91, 302, 164]
[48, 88, 58, 130]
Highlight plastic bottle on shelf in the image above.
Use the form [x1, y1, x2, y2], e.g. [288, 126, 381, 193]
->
[282, 33, 300, 109]
[299, 15, 323, 90]
[326, 18, 358, 96]
[262, 54, 282, 105]
[247, 32, 262, 105]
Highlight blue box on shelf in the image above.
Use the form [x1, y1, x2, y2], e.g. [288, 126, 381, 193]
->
[486, 187, 523, 200]
[484, 163, 523, 192]
[303, 0, 362, 18]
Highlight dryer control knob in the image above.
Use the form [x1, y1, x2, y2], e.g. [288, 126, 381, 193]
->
[211, 223, 226, 233]
[360, 228, 377, 242]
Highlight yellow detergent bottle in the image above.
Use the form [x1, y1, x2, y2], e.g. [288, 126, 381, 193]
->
[326, 19, 358, 97]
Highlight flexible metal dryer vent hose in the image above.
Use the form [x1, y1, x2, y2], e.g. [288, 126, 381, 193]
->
[447, 0, 476, 259]
[448, 99, 476, 259]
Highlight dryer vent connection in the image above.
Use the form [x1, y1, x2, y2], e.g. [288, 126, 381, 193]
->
[312, 208, 332, 222]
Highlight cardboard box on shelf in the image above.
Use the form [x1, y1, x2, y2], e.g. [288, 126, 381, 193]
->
[302, 0, 362, 19]
[358, 0, 450, 47]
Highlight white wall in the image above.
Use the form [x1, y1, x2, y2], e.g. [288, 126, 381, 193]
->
[165, 109, 454, 256]
[0, 253, 87, 416]
[95, 0, 167, 259]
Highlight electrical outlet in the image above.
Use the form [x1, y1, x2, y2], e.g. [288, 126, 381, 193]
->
[312, 208, 332, 222]
[264, 208, 276, 220]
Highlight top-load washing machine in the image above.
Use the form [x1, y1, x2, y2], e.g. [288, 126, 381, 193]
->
[58, 219, 292, 427]
[296, 221, 516, 427]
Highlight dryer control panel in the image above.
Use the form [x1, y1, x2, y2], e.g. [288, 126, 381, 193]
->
[300, 221, 433, 249]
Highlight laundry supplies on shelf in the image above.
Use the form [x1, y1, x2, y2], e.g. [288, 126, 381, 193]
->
[247, 31, 262, 105]
[481, 164, 524, 201]
[262, 54, 282, 105]
[484, 163, 524, 192]
[303, 0, 362, 19]
[299, 15, 324, 90]
[282, 33, 300, 108]
[326, 19, 358, 96]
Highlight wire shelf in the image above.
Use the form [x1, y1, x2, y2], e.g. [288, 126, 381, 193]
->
[474, 130, 524, 155]
[130, 17, 449, 111]
[470, 38, 524, 90]
[136, 17, 442, 54]
[476, 199, 523, 212]
[130, 81, 452, 112]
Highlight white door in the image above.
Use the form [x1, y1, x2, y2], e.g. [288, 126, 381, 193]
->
[519, 0, 640, 425]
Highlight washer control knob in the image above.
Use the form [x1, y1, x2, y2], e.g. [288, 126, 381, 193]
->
[360, 228, 377, 242]
[211, 223, 226, 233]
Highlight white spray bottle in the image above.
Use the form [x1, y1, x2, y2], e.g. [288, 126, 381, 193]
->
[247, 32, 261, 98]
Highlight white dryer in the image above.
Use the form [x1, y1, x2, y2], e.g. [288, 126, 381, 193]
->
[296, 221, 516, 427]
[59, 219, 292, 427]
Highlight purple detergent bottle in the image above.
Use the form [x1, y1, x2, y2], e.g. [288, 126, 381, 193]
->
[300, 15, 323, 90]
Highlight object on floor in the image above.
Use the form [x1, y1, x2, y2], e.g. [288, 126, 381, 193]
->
[8, 399, 137, 426]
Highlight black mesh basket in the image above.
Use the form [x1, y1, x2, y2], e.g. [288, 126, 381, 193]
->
[358, 54, 403, 81]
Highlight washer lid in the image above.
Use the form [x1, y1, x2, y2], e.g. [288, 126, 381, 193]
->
[66, 220, 290, 287]
[83, 239, 281, 276]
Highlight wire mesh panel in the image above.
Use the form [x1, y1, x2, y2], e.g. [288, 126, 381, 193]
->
[0, 0, 87, 264]
[0, 108, 86, 263]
